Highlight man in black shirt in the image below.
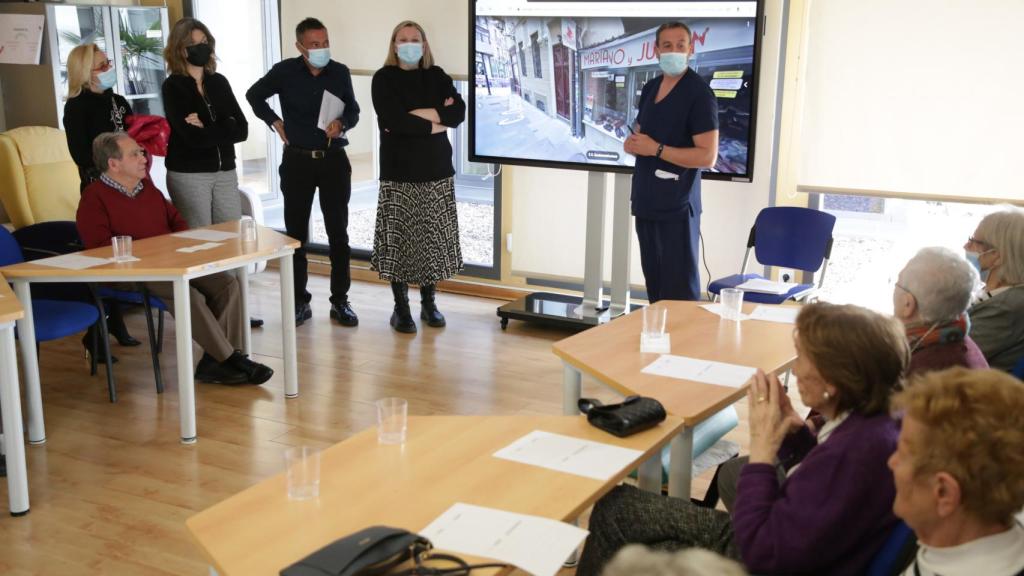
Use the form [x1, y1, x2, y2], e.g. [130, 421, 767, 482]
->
[246, 17, 360, 327]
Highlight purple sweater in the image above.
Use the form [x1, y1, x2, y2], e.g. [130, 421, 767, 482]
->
[731, 412, 899, 575]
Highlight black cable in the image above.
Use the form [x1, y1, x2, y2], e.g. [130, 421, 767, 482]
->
[699, 228, 713, 301]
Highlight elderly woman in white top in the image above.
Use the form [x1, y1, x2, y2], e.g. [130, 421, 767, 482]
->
[963, 207, 1024, 371]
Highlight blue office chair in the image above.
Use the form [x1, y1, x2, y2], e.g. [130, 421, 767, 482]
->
[708, 207, 837, 304]
[0, 225, 116, 400]
[865, 520, 917, 576]
[1011, 356, 1024, 380]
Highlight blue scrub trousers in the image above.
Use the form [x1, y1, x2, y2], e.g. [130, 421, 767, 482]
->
[635, 209, 701, 302]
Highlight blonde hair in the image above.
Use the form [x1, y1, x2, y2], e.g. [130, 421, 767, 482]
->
[974, 206, 1024, 285]
[164, 17, 217, 76]
[383, 21, 434, 68]
[67, 43, 99, 99]
[895, 367, 1024, 525]
[602, 545, 747, 576]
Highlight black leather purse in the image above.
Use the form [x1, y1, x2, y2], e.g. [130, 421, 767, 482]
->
[578, 395, 667, 437]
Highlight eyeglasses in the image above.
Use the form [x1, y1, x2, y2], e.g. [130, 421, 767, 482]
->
[92, 59, 113, 72]
[894, 282, 916, 300]
[125, 149, 148, 158]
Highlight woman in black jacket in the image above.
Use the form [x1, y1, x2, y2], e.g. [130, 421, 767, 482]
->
[161, 17, 248, 227]
[371, 21, 466, 333]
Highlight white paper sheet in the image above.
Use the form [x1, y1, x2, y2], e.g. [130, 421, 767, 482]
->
[641, 354, 756, 388]
[176, 242, 223, 253]
[317, 90, 346, 132]
[173, 230, 238, 242]
[748, 305, 800, 324]
[420, 503, 588, 576]
[493, 430, 643, 481]
[0, 14, 44, 65]
[699, 303, 749, 321]
[736, 278, 799, 295]
[33, 254, 112, 270]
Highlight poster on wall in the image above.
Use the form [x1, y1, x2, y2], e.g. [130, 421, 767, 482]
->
[0, 14, 45, 65]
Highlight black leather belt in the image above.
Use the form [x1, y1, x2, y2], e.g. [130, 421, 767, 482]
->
[286, 146, 330, 159]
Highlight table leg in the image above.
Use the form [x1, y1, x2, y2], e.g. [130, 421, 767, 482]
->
[174, 279, 197, 444]
[280, 255, 298, 398]
[637, 451, 662, 494]
[12, 281, 44, 445]
[237, 267, 251, 357]
[1, 323, 29, 515]
[562, 363, 582, 415]
[667, 426, 694, 500]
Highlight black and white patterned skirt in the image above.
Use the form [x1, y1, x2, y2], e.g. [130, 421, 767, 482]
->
[371, 177, 463, 284]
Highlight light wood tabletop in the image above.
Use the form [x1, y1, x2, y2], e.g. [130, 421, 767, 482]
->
[187, 414, 684, 576]
[554, 300, 798, 424]
[0, 272, 24, 323]
[0, 221, 299, 279]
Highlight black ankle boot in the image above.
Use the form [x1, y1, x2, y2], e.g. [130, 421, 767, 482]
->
[82, 324, 118, 364]
[419, 284, 446, 328]
[390, 282, 417, 333]
[106, 301, 140, 346]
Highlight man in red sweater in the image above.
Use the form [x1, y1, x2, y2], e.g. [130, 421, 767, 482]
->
[77, 132, 272, 385]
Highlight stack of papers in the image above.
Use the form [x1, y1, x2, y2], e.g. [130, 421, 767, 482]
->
[173, 230, 238, 242]
[33, 254, 112, 270]
[736, 278, 799, 295]
[493, 430, 643, 481]
[748, 305, 800, 324]
[642, 354, 756, 388]
[420, 503, 588, 576]
[176, 242, 223, 253]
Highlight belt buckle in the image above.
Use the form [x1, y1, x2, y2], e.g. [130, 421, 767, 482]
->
[312, 149, 326, 159]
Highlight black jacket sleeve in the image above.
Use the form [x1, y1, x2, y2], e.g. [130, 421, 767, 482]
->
[215, 74, 248, 144]
[245, 63, 283, 127]
[371, 69, 432, 136]
[62, 97, 94, 169]
[434, 67, 466, 128]
[339, 65, 360, 132]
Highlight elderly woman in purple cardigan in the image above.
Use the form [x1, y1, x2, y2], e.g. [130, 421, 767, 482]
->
[577, 303, 908, 576]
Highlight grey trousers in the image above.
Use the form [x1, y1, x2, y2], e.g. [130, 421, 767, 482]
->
[717, 456, 787, 513]
[577, 485, 741, 576]
[137, 272, 243, 362]
[166, 169, 241, 227]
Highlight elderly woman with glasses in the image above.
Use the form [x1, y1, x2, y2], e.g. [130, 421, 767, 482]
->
[577, 303, 907, 576]
[963, 207, 1024, 372]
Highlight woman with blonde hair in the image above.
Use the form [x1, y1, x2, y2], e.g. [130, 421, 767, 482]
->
[370, 20, 465, 333]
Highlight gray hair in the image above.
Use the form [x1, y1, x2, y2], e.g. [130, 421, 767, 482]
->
[975, 207, 1024, 285]
[92, 131, 129, 173]
[602, 545, 747, 576]
[901, 246, 978, 323]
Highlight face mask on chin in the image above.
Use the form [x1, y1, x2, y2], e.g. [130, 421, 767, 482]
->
[965, 249, 994, 283]
[305, 47, 330, 69]
[95, 67, 117, 91]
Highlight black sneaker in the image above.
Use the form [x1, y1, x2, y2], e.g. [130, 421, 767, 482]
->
[329, 301, 359, 326]
[295, 302, 313, 326]
[195, 353, 248, 385]
[227, 351, 274, 385]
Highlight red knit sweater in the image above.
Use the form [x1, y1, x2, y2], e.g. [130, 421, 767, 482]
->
[77, 178, 188, 248]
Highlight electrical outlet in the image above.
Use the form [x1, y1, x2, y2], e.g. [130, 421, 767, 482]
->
[505, 232, 513, 253]
[777, 267, 796, 283]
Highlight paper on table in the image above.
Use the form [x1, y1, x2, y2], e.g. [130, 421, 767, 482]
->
[493, 430, 643, 481]
[748, 305, 800, 324]
[176, 242, 223, 253]
[699, 303, 749, 321]
[33, 254, 112, 270]
[642, 354, 756, 388]
[420, 503, 588, 576]
[173, 229, 238, 242]
[317, 90, 346, 132]
[736, 278, 799, 295]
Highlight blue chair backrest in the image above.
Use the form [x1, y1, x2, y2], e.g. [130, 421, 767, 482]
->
[752, 207, 837, 271]
[1012, 356, 1024, 380]
[0, 225, 25, 267]
[866, 520, 916, 576]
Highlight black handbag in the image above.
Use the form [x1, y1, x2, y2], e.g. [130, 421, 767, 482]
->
[281, 525, 507, 576]
[578, 395, 667, 437]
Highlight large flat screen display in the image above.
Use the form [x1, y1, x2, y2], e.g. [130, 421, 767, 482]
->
[470, 0, 763, 181]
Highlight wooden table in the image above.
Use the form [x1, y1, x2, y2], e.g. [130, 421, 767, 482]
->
[553, 300, 798, 498]
[0, 273, 28, 515]
[0, 222, 300, 445]
[187, 414, 684, 576]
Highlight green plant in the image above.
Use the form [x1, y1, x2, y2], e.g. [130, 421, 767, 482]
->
[119, 18, 163, 95]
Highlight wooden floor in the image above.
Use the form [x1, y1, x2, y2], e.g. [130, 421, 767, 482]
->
[0, 275, 760, 575]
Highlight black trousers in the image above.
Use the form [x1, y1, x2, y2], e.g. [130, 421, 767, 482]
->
[279, 146, 352, 306]
[635, 210, 701, 303]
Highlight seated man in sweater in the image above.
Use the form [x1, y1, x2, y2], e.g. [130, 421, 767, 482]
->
[892, 247, 988, 373]
[889, 367, 1024, 576]
[77, 131, 272, 385]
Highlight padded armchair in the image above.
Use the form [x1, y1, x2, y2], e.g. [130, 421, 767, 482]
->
[0, 127, 81, 228]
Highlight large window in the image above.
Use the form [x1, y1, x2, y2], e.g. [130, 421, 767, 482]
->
[530, 32, 542, 78]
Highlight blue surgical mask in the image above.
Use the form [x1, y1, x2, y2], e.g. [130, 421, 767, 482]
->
[305, 47, 330, 69]
[397, 42, 423, 65]
[658, 52, 688, 77]
[96, 67, 117, 90]
[965, 250, 992, 283]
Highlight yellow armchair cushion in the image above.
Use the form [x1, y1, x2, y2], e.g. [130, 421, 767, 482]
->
[0, 126, 81, 228]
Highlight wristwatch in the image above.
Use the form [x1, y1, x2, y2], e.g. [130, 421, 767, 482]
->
[656, 143, 665, 158]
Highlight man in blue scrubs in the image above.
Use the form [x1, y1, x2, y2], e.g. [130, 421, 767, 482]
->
[625, 22, 719, 302]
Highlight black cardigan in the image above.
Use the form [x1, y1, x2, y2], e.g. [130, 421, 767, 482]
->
[63, 89, 133, 178]
[161, 72, 248, 173]
[371, 65, 466, 183]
